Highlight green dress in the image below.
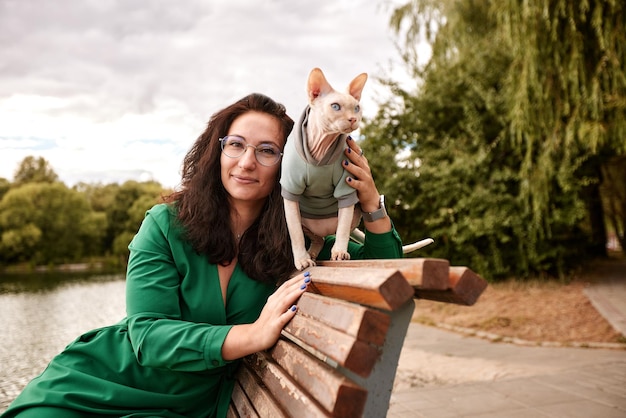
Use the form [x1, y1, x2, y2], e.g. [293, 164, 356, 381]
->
[2, 203, 403, 418]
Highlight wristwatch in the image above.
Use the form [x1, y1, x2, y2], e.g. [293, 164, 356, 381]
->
[362, 195, 387, 222]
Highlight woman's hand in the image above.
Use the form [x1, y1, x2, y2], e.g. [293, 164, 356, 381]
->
[221, 272, 310, 360]
[343, 136, 380, 213]
[343, 136, 392, 233]
[253, 272, 310, 348]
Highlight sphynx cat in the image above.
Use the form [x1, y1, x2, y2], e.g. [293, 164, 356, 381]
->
[281, 68, 367, 270]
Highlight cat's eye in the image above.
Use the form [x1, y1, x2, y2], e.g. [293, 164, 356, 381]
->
[331, 103, 341, 111]
[219, 135, 283, 166]
[355, 105, 361, 113]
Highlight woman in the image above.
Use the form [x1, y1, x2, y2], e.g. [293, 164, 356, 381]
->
[2, 93, 402, 418]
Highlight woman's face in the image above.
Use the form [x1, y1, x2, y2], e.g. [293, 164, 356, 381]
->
[220, 111, 285, 207]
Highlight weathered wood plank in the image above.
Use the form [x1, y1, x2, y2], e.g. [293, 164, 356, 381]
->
[283, 314, 381, 377]
[227, 401, 240, 418]
[304, 266, 414, 310]
[414, 266, 488, 305]
[296, 292, 390, 346]
[270, 339, 367, 417]
[230, 379, 259, 418]
[245, 351, 331, 418]
[234, 365, 288, 418]
[319, 258, 450, 290]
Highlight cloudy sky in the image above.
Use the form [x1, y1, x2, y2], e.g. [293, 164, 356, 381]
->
[0, 0, 417, 189]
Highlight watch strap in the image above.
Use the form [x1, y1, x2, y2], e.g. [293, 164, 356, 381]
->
[362, 195, 387, 222]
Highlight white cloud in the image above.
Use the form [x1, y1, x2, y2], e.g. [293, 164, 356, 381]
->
[0, 0, 414, 188]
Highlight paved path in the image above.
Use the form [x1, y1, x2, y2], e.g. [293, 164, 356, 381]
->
[388, 257, 626, 417]
[584, 258, 626, 337]
[389, 323, 625, 417]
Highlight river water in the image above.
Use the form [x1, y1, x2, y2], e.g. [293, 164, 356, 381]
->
[0, 272, 127, 411]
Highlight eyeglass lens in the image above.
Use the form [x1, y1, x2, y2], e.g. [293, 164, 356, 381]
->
[220, 136, 282, 166]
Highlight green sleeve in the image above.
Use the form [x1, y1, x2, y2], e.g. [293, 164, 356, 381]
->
[317, 222, 404, 261]
[125, 205, 233, 372]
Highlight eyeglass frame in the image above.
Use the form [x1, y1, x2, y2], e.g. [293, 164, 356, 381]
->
[219, 135, 284, 167]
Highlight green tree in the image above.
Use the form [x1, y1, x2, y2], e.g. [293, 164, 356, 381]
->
[74, 182, 120, 212]
[0, 183, 104, 264]
[13, 156, 59, 185]
[366, 2, 538, 276]
[0, 178, 10, 201]
[73, 180, 165, 260]
[105, 180, 165, 260]
[366, 0, 625, 278]
[491, 0, 626, 257]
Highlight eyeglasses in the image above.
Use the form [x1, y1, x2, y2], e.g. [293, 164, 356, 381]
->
[219, 135, 283, 167]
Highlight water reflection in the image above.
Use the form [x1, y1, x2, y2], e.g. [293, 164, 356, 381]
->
[0, 273, 126, 411]
[0, 271, 124, 294]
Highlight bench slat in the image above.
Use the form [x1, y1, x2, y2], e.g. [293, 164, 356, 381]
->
[227, 402, 241, 418]
[283, 314, 381, 377]
[229, 379, 259, 418]
[305, 266, 413, 310]
[296, 292, 390, 346]
[414, 266, 488, 305]
[270, 339, 367, 417]
[319, 258, 450, 290]
[245, 351, 331, 418]
[232, 365, 288, 418]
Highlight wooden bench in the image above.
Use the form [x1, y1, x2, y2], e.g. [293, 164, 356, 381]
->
[228, 258, 487, 418]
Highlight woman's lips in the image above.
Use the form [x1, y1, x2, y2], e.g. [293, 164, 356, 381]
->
[232, 174, 257, 184]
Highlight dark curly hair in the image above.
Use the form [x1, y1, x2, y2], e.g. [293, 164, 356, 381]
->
[164, 93, 296, 284]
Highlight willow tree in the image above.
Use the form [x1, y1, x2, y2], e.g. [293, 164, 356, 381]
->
[495, 0, 626, 256]
[374, 0, 625, 276]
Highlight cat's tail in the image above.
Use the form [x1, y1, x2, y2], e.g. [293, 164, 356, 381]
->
[401, 238, 434, 253]
[350, 229, 434, 254]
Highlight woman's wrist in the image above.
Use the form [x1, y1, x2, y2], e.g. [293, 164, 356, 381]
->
[361, 194, 391, 233]
[361, 195, 387, 222]
[360, 196, 381, 213]
[222, 323, 265, 360]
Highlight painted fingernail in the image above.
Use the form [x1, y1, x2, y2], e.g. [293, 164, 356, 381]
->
[300, 284, 307, 290]
[347, 177, 353, 182]
[347, 147, 352, 153]
[304, 271, 310, 277]
[344, 160, 349, 166]
[304, 277, 311, 283]
[290, 305, 297, 312]
[347, 136, 352, 141]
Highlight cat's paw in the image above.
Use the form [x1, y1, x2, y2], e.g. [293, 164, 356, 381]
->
[295, 257, 316, 270]
[293, 250, 316, 270]
[330, 248, 351, 261]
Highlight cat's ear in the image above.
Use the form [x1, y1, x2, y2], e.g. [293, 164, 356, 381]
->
[348, 73, 368, 101]
[307, 68, 334, 103]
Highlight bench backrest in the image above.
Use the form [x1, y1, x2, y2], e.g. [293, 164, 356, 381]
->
[229, 264, 416, 418]
[228, 259, 487, 417]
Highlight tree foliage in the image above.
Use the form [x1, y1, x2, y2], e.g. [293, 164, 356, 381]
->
[0, 178, 10, 201]
[103, 180, 164, 260]
[0, 157, 168, 268]
[13, 156, 59, 185]
[0, 183, 100, 264]
[365, 0, 625, 279]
